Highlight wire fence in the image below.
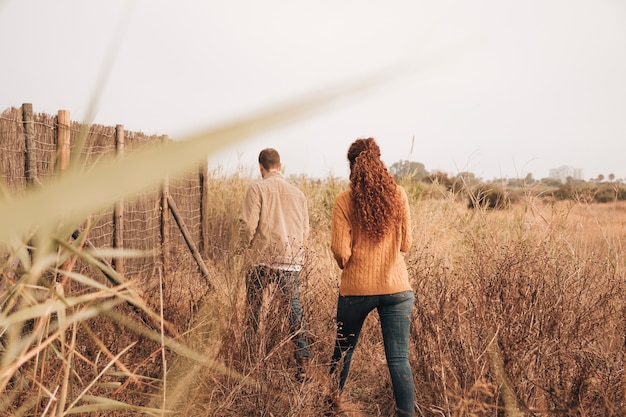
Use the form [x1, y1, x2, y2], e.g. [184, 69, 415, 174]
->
[1, 104, 209, 287]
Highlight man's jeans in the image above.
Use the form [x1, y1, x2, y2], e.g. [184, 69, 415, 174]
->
[331, 290, 415, 417]
[245, 265, 309, 359]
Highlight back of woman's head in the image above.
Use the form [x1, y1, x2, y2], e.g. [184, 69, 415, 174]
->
[347, 138, 404, 241]
[348, 138, 381, 168]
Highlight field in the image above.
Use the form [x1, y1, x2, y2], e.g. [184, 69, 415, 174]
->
[2, 173, 625, 417]
[176, 177, 626, 416]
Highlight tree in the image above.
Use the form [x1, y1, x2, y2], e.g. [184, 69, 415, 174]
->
[455, 171, 477, 184]
[389, 160, 428, 181]
[541, 177, 561, 187]
[422, 171, 454, 190]
[524, 172, 534, 185]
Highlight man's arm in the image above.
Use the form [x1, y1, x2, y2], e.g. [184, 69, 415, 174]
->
[240, 185, 261, 247]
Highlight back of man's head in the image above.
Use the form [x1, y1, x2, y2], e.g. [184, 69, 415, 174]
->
[259, 148, 281, 171]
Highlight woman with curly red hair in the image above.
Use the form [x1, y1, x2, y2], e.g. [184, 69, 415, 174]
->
[329, 137, 415, 416]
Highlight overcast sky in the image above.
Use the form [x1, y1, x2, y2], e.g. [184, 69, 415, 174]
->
[1, 0, 625, 181]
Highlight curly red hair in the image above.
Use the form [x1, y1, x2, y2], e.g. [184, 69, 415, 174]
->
[347, 138, 405, 242]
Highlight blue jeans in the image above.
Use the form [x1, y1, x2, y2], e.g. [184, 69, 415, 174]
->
[245, 265, 309, 359]
[330, 290, 415, 417]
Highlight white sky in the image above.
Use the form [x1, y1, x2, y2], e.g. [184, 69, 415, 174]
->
[1, 0, 625, 181]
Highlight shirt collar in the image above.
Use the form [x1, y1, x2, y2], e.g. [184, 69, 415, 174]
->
[264, 170, 283, 180]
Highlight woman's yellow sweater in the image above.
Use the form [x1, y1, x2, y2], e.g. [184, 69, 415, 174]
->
[330, 186, 413, 296]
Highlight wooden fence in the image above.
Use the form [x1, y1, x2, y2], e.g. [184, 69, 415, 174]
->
[0, 103, 214, 289]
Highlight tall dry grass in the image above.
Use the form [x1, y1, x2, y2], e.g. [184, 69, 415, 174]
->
[149, 177, 625, 417]
[3, 158, 625, 416]
[407, 193, 625, 416]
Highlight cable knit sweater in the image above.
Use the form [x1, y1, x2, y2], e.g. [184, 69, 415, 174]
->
[330, 185, 413, 296]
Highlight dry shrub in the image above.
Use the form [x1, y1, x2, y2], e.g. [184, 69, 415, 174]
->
[467, 184, 512, 210]
[408, 198, 626, 416]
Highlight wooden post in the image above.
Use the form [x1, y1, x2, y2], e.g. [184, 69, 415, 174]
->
[168, 195, 213, 290]
[199, 161, 209, 255]
[22, 103, 37, 186]
[56, 110, 71, 173]
[112, 125, 125, 275]
[160, 135, 170, 279]
[56, 110, 73, 295]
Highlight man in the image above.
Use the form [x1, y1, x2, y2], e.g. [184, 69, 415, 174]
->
[239, 148, 310, 379]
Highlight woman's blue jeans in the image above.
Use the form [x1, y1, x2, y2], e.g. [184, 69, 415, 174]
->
[331, 290, 415, 416]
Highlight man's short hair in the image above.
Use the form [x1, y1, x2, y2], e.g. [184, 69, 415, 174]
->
[259, 148, 281, 170]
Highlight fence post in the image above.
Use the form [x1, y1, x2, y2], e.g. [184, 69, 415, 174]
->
[22, 103, 37, 186]
[199, 160, 209, 255]
[160, 135, 170, 280]
[56, 110, 71, 173]
[57, 110, 73, 294]
[112, 125, 125, 275]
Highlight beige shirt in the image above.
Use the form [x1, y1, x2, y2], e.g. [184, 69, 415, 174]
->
[330, 185, 412, 296]
[240, 171, 309, 266]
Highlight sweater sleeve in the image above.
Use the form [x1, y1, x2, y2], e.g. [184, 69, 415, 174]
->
[330, 192, 351, 269]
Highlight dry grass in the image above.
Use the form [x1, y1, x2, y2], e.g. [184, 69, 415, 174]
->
[2, 173, 625, 416]
[155, 178, 626, 416]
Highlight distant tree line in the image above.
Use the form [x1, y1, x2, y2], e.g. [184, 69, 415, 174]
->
[390, 160, 626, 208]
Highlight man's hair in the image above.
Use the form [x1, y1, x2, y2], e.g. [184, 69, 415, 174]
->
[258, 148, 281, 170]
